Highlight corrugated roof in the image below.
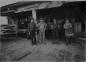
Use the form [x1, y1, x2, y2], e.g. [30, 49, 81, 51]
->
[1, 1, 51, 13]
[1, 1, 50, 9]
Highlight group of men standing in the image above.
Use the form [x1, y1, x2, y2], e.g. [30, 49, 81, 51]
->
[27, 18, 46, 45]
[27, 17, 73, 45]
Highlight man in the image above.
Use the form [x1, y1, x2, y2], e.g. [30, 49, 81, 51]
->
[46, 21, 51, 39]
[64, 19, 73, 45]
[52, 19, 58, 43]
[37, 18, 47, 44]
[27, 18, 37, 45]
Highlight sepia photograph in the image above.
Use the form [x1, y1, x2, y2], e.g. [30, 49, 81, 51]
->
[0, 0, 86, 62]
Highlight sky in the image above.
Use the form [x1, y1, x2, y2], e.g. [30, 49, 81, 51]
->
[0, 0, 31, 7]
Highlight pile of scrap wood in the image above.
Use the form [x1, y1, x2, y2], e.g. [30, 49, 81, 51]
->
[0, 24, 17, 39]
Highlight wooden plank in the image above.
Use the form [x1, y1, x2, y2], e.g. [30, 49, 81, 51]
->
[78, 38, 86, 41]
[10, 48, 31, 60]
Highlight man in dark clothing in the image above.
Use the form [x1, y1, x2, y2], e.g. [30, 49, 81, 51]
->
[53, 19, 58, 40]
[27, 18, 37, 45]
[52, 19, 58, 44]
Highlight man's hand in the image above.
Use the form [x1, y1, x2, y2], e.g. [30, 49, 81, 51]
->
[28, 32, 30, 35]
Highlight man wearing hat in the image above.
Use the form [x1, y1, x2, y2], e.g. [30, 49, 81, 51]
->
[37, 18, 47, 44]
[64, 19, 73, 45]
[27, 18, 37, 45]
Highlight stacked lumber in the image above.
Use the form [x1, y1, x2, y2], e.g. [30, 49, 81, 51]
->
[0, 24, 17, 39]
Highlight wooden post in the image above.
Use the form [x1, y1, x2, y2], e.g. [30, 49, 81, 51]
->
[84, 21, 86, 61]
[32, 9, 37, 23]
[0, 41, 1, 52]
[15, 18, 18, 39]
[85, 22, 86, 33]
[85, 42, 86, 61]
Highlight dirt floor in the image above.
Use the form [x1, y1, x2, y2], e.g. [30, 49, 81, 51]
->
[1, 38, 85, 62]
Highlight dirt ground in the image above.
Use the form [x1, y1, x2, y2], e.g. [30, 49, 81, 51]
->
[1, 38, 85, 62]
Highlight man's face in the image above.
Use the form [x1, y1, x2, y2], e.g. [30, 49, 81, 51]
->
[40, 19, 43, 22]
[66, 20, 69, 23]
[54, 19, 56, 24]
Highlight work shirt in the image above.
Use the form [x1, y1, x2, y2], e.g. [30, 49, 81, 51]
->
[28, 22, 36, 32]
[64, 22, 73, 36]
[64, 22, 72, 29]
[37, 22, 46, 31]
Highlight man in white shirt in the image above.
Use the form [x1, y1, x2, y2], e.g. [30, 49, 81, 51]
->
[37, 18, 47, 44]
[64, 19, 73, 45]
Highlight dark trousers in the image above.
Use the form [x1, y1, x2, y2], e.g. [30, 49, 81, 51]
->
[53, 28, 58, 40]
[30, 31, 36, 45]
[65, 36, 74, 45]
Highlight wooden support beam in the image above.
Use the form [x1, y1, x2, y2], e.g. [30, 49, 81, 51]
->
[85, 22, 86, 33]
[32, 9, 37, 23]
